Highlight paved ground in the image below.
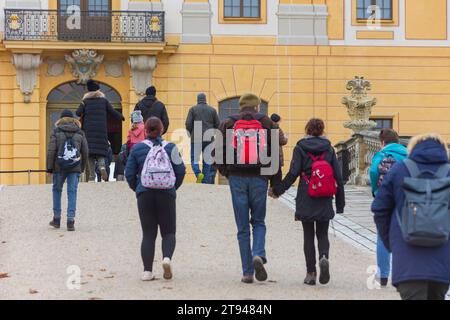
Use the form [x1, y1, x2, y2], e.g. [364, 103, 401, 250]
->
[281, 186, 377, 253]
[0, 183, 399, 300]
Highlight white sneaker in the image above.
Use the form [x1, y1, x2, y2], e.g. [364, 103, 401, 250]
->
[162, 257, 173, 280]
[141, 271, 155, 281]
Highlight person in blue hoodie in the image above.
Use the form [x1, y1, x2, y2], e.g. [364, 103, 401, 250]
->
[372, 133, 450, 300]
[125, 117, 186, 282]
[369, 129, 408, 287]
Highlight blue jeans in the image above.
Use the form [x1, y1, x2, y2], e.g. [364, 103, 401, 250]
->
[229, 175, 268, 276]
[53, 172, 80, 221]
[190, 142, 213, 184]
[377, 234, 391, 279]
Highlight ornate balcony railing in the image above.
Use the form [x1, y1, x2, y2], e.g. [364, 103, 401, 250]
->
[4, 9, 165, 43]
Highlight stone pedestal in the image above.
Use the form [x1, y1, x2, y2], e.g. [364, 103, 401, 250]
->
[128, 55, 157, 96]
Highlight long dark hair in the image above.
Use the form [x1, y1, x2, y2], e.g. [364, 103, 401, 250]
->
[144, 117, 163, 139]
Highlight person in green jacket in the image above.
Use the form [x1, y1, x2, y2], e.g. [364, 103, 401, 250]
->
[369, 129, 408, 287]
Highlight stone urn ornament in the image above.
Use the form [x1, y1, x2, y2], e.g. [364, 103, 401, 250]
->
[342, 76, 377, 133]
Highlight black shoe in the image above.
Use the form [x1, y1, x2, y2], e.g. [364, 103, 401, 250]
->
[49, 218, 60, 229]
[380, 278, 388, 287]
[67, 220, 75, 232]
[304, 272, 317, 285]
[252, 256, 268, 282]
[319, 256, 330, 285]
[241, 275, 254, 284]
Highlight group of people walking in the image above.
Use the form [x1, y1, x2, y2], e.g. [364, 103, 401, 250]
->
[46, 82, 450, 300]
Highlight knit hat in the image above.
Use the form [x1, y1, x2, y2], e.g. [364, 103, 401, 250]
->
[87, 80, 100, 92]
[270, 113, 281, 123]
[239, 93, 261, 109]
[60, 109, 74, 119]
[145, 86, 156, 96]
[131, 110, 144, 124]
[197, 93, 207, 104]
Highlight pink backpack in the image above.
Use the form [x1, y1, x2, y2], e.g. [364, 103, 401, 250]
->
[140, 140, 176, 189]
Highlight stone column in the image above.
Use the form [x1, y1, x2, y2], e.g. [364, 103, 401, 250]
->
[181, 0, 212, 44]
[10, 53, 42, 184]
[277, 2, 329, 45]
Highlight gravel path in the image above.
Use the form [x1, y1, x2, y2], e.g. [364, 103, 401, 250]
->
[0, 183, 398, 300]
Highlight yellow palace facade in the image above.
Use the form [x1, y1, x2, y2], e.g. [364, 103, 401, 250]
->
[0, 0, 449, 185]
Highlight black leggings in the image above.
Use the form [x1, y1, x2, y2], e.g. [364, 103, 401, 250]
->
[137, 191, 176, 272]
[302, 221, 330, 273]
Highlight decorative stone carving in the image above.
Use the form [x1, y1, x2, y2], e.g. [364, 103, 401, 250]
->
[128, 56, 157, 96]
[342, 76, 377, 133]
[46, 59, 66, 77]
[104, 60, 124, 78]
[11, 53, 42, 103]
[65, 49, 104, 84]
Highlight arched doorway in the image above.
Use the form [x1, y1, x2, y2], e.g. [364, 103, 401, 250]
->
[46, 81, 123, 155]
[217, 96, 269, 184]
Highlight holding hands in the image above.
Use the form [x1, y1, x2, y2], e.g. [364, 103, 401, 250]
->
[268, 187, 279, 199]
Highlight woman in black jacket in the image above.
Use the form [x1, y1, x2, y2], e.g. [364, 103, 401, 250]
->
[271, 118, 345, 286]
[76, 80, 124, 182]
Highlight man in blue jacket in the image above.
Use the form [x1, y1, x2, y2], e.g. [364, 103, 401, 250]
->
[369, 129, 408, 287]
[372, 133, 450, 300]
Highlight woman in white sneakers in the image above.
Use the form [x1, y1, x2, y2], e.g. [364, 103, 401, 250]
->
[126, 117, 186, 281]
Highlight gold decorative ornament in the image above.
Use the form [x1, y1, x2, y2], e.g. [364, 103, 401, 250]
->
[150, 16, 160, 32]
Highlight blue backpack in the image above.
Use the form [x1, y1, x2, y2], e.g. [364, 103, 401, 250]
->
[396, 159, 450, 248]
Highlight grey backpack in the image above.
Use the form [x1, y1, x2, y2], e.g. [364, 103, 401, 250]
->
[396, 159, 450, 247]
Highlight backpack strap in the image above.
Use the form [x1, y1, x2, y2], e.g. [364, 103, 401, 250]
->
[141, 140, 153, 148]
[403, 159, 422, 178]
[307, 152, 325, 162]
[434, 163, 450, 179]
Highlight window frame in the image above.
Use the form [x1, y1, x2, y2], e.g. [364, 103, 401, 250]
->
[370, 117, 394, 131]
[219, 0, 267, 24]
[223, 0, 261, 20]
[354, 0, 396, 25]
[355, 0, 394, 23]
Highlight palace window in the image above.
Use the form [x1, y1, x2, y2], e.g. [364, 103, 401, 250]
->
[357, 0, 392, 20]
[224, 0, 261, 19]
[370, 118, 393, 130]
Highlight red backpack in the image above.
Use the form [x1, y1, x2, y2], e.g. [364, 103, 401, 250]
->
[302, 152, 337, 198]
[231, 113, 267, 168]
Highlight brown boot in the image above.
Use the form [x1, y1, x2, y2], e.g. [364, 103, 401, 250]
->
[304, 272, 317, 286]
[241, 275, 254, 284]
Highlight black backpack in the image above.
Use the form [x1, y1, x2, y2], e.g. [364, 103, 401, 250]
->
[56, 130, 81, 171]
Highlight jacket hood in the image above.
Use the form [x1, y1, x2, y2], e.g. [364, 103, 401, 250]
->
[409, 137, 449, 164]
[142, 96, 157, 103]
[382, 143, 408, 157]
[131, 123, 145, 137]
[55, 117, 81, 132]
[298, 136, 331, 153]
[83, 90, 105, 100]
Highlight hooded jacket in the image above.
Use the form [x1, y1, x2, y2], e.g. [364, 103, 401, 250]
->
[272, 136, 345, 222]
[127, 123, 146, 151]
[185, 94, 220, 142]
[372, 134, 450, 286]
[76, 91, 125, 157]
[134, 95, 169, 134]
[370, 142, 408, 195]
[46, 117, 89, 173]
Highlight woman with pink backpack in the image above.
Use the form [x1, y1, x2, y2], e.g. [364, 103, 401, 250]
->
[125, 117, 186, 281]
[126, 110, 146, 152]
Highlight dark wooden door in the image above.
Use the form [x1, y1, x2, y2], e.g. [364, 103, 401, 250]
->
[58, 0, 111, 41]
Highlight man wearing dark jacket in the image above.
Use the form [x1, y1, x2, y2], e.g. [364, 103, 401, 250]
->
[47, 109, 88, 231]
[185, 93, 220, 184]
[372, 133, 450, 300]
[215, 93, 279, 284]
[76, 80, 124, 182]
[134, 86, 169, 134]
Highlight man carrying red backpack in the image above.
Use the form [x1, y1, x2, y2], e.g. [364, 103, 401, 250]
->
[270, 118, 345, 286]
[215, 93, 279, 284]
